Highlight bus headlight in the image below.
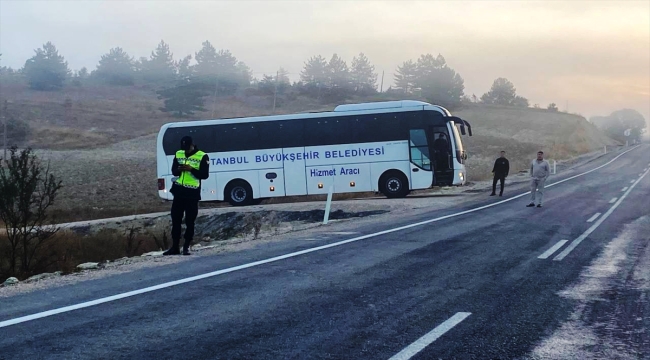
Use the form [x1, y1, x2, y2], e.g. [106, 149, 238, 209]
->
[459, 172, 464, 181]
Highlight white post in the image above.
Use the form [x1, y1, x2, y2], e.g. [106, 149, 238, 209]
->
[604, 145, 606, 154]
[323, 185, 333, 225]
[553, 160, 557, 174]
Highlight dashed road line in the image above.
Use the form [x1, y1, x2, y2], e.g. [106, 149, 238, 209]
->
[554, 168, 650, 261]
[587, 213, 601, 223]
[622, 187, 628, 191]
[388, 312, 472, 360]
[609, 197, 617, 204]
[538, 240, 569, 259]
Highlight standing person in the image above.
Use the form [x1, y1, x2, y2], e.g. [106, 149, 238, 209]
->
[527, 151, 550, 208]
[490, 150, 510, 196]
[163, 136, 210, 256]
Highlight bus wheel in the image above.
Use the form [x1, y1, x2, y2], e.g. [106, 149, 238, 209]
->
[225, 180, 253, 206]
[380, 171, 409, 198]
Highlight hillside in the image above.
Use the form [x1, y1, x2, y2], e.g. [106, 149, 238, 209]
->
[0, 83, 618, 221]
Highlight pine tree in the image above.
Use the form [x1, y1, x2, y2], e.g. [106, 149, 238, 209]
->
[175, 55, 193, 80]
[414, 54, 464, 108]
[93, 47, 136, 85]
[140, 40, 176, 84]
[23, 42, 70, 90]
[277, 67, 290, 85]
[481, 78, 517, 105]
[327, 54, 350, 89]
[394, 60, 417, 94]
[157, 82, 209, 117]
[350, 53, 378, 94]
[192, 42, 248, 94]
[300, 55, 328, 86]
[194, 41, 219, 77]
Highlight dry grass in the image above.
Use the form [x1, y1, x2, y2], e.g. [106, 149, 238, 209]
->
[456, 104, 618, 176]
[0, 83, 619, 222]
[0, 228, 162, 281]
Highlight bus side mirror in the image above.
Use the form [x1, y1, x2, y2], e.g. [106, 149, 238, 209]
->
[459, 125, 466, 136]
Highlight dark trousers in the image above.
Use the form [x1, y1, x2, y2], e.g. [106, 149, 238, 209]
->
[492, 174, 506, 195]
[171, 196, 199, 249]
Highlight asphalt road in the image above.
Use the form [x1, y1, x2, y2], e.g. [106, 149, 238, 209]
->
[1, 144, 649, 360]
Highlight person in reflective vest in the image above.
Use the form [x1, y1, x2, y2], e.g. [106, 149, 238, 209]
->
[163, 136, 209, 256]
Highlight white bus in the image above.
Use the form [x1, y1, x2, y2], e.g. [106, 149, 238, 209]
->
[156, 100, 472, 206]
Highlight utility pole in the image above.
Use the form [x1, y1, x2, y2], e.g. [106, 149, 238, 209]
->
[211, 75, 219, 118]
[2, 100, 7, 163]
[380, 70, 384, 93]
[272, 70, 279, 113]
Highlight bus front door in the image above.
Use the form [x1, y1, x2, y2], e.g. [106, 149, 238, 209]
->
[408, 128, 434, 189]
[432, 127, 454, 186]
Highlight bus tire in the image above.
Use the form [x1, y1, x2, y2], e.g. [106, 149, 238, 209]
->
[225, 180, 253, 206]
[379, 171, 409, 198]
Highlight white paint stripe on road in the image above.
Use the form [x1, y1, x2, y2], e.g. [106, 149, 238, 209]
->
[622, 187, 628, 191]
[554, 168, 650, 261]
[388, 312, 472, 360]
[609, 197, 617, 204]
[587, 213, 601, 223]
[631, 180, 636, 183]
[0, 146, 641, 328]
[537, 240, 569, 259]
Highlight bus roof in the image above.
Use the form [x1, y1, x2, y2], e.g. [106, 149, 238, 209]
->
[333, 100, 432, 112]
[161, 100, 453, 131]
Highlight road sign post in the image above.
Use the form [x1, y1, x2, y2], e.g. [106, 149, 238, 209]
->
[323, 185, 333, 225]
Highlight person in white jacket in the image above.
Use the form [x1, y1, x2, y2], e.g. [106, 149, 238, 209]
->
[527, 151, 550, 208]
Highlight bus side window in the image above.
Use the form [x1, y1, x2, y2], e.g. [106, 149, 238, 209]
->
[215, 124, 260, 152]
[258, 120, 304, 149]
[409, 129, 431, 170]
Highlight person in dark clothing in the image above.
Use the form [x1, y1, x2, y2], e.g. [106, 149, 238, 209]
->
[491, 151, 510, 196]
[163, 136, 210, 256]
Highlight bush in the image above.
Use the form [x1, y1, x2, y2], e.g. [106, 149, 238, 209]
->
[0, 147, 62, 279]
[3, 118, 32, 144]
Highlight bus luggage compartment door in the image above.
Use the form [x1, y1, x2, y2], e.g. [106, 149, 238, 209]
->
[284, 147, 307, 196]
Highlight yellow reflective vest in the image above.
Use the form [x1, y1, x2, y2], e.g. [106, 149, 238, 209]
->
[174, 149, 206, 189]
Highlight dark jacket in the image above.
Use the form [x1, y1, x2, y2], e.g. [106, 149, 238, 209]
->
[170, 148, 210, 200]
[492, 157, 510, 177]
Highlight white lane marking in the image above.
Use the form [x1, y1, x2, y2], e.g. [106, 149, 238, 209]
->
[388, 312, 472, 360]
[554, 168, 650, 261]
[0, 146, 640, 328]
[622, 187, 628, 192]
[538, 240, 569, 259]
[609, 197, 617, 204]
[587, 213, 601, 223]
[327, 231, 359, 235]
[631, 180, 636, 183]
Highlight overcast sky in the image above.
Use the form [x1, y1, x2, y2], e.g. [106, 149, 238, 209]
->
[1, 0, 648, 122]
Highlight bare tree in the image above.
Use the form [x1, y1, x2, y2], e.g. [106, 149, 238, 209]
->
[0, 147, 62, 277]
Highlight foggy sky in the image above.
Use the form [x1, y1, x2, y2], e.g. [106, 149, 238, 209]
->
[1, 0, 648, 123]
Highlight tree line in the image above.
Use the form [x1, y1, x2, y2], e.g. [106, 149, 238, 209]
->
[0, 41, 565, 117]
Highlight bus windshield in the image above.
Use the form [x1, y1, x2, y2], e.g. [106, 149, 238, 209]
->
[450, 123, 464, 152]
